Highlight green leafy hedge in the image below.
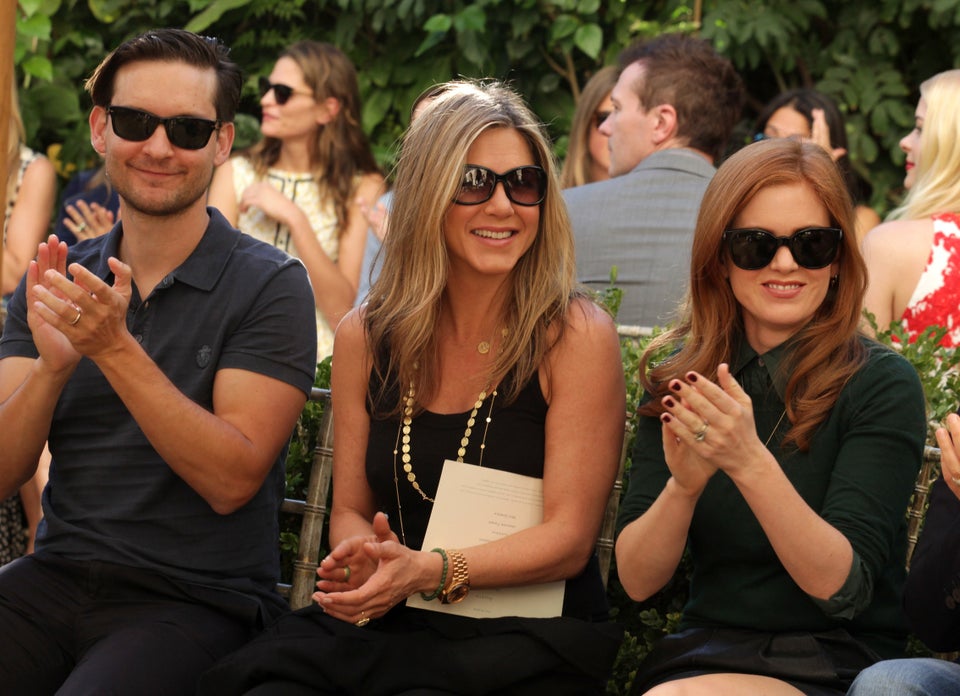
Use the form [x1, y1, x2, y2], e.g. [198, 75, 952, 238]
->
[16, 0, 960, 219]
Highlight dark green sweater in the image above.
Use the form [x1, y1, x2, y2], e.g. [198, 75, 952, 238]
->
[617, 336, 926, 659]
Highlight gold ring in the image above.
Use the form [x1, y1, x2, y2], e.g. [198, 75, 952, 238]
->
[355, 611, 370, 627]
[694, 423, 708, 442]
[68, 307, 82, 326]
[343, 565, 351, 582]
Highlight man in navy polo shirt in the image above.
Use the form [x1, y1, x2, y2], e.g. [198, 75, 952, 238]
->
[0, 29, 317, 694]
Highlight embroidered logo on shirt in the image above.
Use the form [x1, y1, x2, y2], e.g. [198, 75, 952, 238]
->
[196, 345, 212, 368]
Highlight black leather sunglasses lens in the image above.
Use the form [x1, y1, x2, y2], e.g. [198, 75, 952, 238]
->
[503, 167, 546, 205]
[109, 108, 155, 142]
[258, 77, 294, 105]
[793, 228, 841, 268]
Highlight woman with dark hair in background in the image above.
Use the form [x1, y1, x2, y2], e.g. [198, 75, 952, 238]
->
[755, 88, 880, 244]
[209, 41, 384, 361]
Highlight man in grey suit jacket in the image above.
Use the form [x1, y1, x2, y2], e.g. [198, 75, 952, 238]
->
[565, 35, 744, 329]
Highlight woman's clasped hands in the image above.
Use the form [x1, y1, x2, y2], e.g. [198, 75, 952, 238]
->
[658, 363, 770, 494]
[312, 511, 440, 626]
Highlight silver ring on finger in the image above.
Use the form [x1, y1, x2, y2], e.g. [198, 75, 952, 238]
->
[75, 221, 87, 233]
[694, 422, 709, 443]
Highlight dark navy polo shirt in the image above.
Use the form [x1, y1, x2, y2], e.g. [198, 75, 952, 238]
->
[0, 208, 317, 623]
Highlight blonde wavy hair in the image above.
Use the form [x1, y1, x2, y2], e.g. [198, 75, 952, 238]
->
[364, 80, 581, 413]
[639, 138, 867, 451]
[560, 65, 618, 189]
[5, 83, 25, 208]
[888, 69, 960, 221]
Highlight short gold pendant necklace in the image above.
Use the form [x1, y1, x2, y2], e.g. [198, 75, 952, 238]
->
[477, 328, 509, 355]
[392, 382, 497, 544]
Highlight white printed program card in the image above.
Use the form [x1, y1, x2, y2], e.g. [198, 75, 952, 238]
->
[405, 459, 565, 618]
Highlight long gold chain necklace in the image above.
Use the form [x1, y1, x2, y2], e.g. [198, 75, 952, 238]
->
[392, 381, 498, 545]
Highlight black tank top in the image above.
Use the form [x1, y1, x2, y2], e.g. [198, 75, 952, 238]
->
[365, 366, 609, 620]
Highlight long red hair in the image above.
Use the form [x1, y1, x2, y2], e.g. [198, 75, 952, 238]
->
[640, 138, 867, 451]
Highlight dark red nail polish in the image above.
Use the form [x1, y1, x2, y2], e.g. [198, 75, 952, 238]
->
[686, 372, 698, 382]
[661, 413, 672, 423]
[670, 381, 682, 392]
[663, 397, 675, 408]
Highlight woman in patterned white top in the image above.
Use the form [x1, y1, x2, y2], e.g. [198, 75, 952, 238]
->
[1, 82, 55, 565]
[864, 70, 960, 347]
[3, 84, 56, 299]
[209, 41, 384, 361]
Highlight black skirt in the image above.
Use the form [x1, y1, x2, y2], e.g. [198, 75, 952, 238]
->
[631, 627, 882, 696]
[198, 604, 623, 696]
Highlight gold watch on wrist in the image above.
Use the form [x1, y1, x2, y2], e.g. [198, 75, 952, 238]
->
[439, 549, 470, 604]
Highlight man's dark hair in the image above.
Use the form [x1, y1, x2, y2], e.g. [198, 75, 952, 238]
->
[86, 28, 242, 122]
[619, 34, 744, 162]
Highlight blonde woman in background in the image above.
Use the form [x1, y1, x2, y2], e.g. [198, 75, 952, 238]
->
[1, 82, 55, 565]
[3, 83, 55, 299]
[863, 70, 960, 345]
[560, 65, 617, 189]
[209, 41, 384, 361]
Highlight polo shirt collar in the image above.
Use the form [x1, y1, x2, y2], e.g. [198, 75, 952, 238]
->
[90, 207, 239, 292]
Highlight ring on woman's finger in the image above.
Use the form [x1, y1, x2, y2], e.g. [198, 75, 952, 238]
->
[75, 221, 87, 233]
[343, 565, 351, 582]
[355, 610, 370, 627]
[952, 476, 960, 486]
[694, 422, 709, 442]
[68, 306, 82, 326]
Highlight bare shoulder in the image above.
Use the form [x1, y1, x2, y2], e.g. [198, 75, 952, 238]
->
[334, 307, 366, 351]
[864, 218, 932, 251]
[24, 154, 55, 182]
[355, 172, 386, 198]
[551, 297, 619, 359]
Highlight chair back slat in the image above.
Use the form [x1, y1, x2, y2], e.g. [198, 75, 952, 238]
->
[906, 445, 942, 570]
[277, 387, 333, 609]
[597, 421, 631, 588]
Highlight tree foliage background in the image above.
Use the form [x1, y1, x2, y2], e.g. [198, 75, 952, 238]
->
[14, 0, 960, 217]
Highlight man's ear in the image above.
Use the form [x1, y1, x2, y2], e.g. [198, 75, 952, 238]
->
[651, 104, 678, 145]
[214, 122, 235, 166]
[90, 106, 108, 156]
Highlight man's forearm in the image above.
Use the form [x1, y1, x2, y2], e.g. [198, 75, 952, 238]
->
[0, 357, 72, 497]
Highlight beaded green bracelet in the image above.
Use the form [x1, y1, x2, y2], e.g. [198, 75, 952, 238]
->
[420, 547, 449, 601]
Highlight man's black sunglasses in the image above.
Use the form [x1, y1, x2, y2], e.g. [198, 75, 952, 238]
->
[258, 77, 313, 106]
[453, 165, 547, 207]
[722, 226, 843, 270]
[106, 106, 220, 150]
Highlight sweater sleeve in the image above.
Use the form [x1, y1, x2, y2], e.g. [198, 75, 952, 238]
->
[814, 346, 926, 618]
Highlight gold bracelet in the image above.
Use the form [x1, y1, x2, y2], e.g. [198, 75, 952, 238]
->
[439, 549, 470, 604]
